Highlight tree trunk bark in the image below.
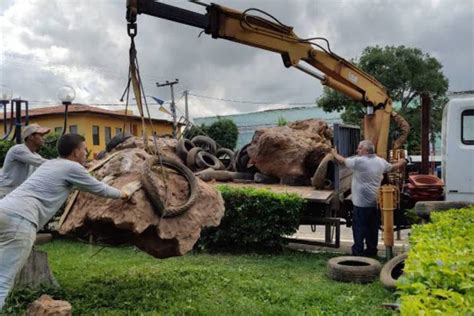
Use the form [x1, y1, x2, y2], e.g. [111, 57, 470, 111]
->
[14, 245, 59, 289]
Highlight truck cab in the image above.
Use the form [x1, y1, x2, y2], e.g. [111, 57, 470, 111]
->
[441, 92, 474, 202]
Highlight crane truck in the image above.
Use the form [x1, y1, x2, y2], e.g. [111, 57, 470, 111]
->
[124, 1, 472, 253]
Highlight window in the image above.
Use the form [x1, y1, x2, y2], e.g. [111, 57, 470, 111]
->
[462, 110, 474, 145]
[105, 127, 112, 144]
[69, 125, 78, 134]
[115, 127, 122, 135]
[54, 127, 62, 134]
[92, 125, 100, 145]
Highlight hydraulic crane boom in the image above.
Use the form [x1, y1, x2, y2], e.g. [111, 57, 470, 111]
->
[126, 0, 409, 158]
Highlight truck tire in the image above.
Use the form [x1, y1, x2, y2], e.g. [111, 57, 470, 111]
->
[176, 138, 195, 161]
[327, 256, 381, 283]
[191, 135, 217, 154]
[380, 252, 408, 290]
[141, 156, 198, 218]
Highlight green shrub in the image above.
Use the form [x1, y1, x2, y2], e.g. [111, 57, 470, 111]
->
[277, 116, 288, 126]
[0, 139, 14, 167]
[207, 118, 238, 149]
[397, 207, 474, 315]
[198, 185, 304, 253]
[183, 123, 208, 140]
[38, 132, 60, 159]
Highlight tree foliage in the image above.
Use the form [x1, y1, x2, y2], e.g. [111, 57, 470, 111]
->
[317, 45, 449, 153]
[184, 118, 239, 150]
[207, 118, 239, 150]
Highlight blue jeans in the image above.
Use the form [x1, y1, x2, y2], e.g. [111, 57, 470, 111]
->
[351, 206, 380, 256]
[0, 212, 36, 310]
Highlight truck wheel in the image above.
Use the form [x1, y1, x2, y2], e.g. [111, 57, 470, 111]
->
[191, 135, 217, 154]
[176, 138, 195, 161]
[327, 256, 381, 283]
[141, 156, 198, 218]
[380, 252, 408, 290]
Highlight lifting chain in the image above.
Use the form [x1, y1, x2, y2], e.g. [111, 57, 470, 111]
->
[124, 21, 171, 211]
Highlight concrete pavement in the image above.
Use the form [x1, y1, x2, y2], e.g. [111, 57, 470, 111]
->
[287, 225, 410, 258]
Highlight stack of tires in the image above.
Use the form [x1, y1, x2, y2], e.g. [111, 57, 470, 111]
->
[177, 137, 265, 182]
[177, 136, 235, 172]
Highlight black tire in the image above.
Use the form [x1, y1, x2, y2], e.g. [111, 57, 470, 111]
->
[327, 256, 382, 283]
[233, 144, 257, 173]
[176, 138, 195, 161]
[214, 148, 235, 170]
[95, 150, 107, 160]
[254, 172, 279, 184]
[311, 153, 334, 189]
[141, 156, 198, 218]
[186, 147, 204, 170]
[191, 135, 217, 154]
[35, 233, 53, 245]
[106, 132, 132, 152]
[195, 152, 223, 170]
[380, 252, 408, 290]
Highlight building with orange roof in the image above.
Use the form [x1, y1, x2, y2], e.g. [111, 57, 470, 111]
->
[0, 104, 174, 157]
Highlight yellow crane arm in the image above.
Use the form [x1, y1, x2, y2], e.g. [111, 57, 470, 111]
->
[126, 0, 409, 157]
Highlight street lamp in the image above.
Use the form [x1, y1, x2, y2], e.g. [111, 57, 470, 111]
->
[0, 85, 13, 137]
[57, 85, 75, 135]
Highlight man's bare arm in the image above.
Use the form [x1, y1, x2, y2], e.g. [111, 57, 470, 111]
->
[331, 148, 346, 164]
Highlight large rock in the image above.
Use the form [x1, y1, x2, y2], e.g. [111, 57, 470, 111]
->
[247, 119, 333, 179]
[59, 138, 225, 259]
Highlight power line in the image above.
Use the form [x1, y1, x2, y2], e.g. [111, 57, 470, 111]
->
[188, 92, 315, 106]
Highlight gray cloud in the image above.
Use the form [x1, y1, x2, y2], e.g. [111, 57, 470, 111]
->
[1, 0, 473, 120]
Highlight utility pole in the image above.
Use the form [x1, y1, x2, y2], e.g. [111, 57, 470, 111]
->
[184, 90, 189, 122]
[156, 79, 179, 138]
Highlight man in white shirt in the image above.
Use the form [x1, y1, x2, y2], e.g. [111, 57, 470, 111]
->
[0, 134, 139, 310]
[0, 124, 50, 198]
[332, 140, 405, 257]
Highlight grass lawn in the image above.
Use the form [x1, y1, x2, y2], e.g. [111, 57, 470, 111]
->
[3, 239, 396, 315]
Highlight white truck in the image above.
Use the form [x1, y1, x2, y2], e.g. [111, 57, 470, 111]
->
[441, 92, 474, 202]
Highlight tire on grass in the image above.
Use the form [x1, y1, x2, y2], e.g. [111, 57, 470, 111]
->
[327, 256, 382, 283]
[141, 156, 198, 218]
[380, 252, 408, 290]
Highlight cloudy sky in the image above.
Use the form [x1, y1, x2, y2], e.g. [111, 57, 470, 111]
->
[1, 0, 473, 121]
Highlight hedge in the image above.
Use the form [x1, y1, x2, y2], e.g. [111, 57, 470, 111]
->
[198, 185, 305, 252]
[397, 207, 474, 315]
